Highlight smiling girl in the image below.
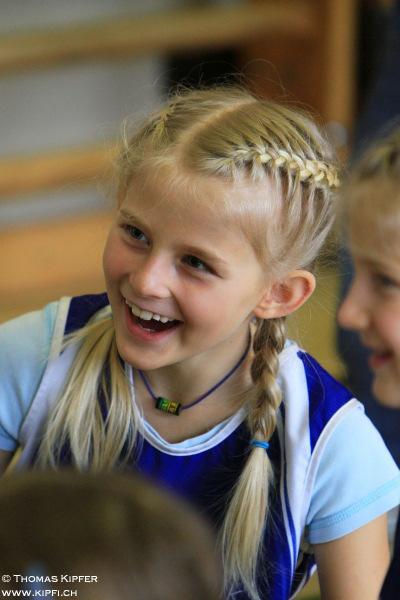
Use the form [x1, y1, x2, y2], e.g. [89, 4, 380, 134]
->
[1, 87, 399, 600]
[338, 128, 400, 599]
[339, 130, 400, 408]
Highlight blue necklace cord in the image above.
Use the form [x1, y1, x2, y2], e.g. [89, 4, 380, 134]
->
[138, 336, 251, 416]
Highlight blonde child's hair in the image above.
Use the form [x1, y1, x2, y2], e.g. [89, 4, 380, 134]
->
[36, 86, 339, 599]
[0, 471, 221, 600]
[340, 128, 400, 252]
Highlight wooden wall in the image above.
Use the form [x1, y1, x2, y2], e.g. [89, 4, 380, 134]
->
[1, 0, 352, 386]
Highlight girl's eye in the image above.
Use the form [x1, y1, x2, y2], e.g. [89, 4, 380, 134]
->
[123, 225, 149, 244]
[183, 255, 211, 273]
[373, 273, 399, 289]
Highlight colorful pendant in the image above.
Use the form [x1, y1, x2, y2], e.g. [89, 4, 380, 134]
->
[138, 335, 250, 416]
[155, 397, 181, 415]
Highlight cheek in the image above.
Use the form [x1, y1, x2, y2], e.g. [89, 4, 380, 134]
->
[373, 375, 400, 409]
[103, 233, 125, 282]
[376, 310, 400, 349]
[390, 327, 400, 355]
[102, 241, 115, 283]
[178, 285, 227, 327]
[186, 285, 255, 327]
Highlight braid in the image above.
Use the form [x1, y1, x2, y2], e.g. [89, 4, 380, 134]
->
[221, 317, 286, 599]
[150, 106, 174, 143]
[233, 146, 340, 189]
[259, 150, 339, 188]
[249, 318, 286, 440]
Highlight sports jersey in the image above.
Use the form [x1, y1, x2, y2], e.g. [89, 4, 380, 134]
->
[1, 294, 399, 599]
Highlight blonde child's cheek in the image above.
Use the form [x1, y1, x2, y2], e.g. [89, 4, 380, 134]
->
[103, 235, 123, 279]
[373, 370, 400, 409]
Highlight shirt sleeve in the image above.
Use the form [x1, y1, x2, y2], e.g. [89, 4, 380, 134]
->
[0, 302, 58, 451]
[306, 404, 400, 544]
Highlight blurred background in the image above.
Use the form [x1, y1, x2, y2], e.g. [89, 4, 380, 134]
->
[0, 2, 395, 596]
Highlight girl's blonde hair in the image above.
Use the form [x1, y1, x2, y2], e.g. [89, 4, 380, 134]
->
[340, 128, 400, 251]
[37, 86, 339, 599]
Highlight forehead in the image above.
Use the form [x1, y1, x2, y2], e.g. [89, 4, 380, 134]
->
[122, 166, 276, 246]
[347, 181, 400, 258]
[124, 169, 231, 223]
[350, 224, 400, 273]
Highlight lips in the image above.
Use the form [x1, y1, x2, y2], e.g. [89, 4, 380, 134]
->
[135, 315, 179, 332]
[123, 300, 181, 341]
[368, 350, 393, 370]
[126, 300, 177, 324]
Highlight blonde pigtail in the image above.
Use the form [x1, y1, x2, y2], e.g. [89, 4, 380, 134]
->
[36, 317, 140, 472]
[221, 318, 286, 599]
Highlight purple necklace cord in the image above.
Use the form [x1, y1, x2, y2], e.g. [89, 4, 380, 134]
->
[137, 335, 251, 411]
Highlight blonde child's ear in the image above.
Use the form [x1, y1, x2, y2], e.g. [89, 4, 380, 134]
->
[253, 270, 316, 320]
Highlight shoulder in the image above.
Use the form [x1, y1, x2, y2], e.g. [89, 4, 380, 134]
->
[306, 404, 400, 544]
[278, 341, 354, 447]
[0, 292, 111, 374]
[64, 292, 109, 334]
[0, 301, 59, 374]
[276, 345, 400, 545]
[0, 292, 110, 451]
[0, 302, 59, 450]
[274, 343, 361, 541]
[279, 341, 353, 406]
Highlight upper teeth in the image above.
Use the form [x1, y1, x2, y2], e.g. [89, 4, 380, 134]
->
[127, 301, 175, 323]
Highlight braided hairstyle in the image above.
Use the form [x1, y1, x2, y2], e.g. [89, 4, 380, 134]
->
[116, 87, 339, 599]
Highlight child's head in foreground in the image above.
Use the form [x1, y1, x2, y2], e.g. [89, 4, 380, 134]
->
[338, 129, 400, 409]
[39, 86, 339, 599]
[0, 471, 221, 600]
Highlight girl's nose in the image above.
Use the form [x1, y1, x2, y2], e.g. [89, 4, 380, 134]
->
[337, 281, 370, 332]
[130, 256, 172, 299]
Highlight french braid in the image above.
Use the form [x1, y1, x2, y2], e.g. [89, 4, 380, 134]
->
[234, 146, 339, 188]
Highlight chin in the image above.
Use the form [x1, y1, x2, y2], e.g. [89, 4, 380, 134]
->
[372, 377, 400, 410]
[115, 338, 169, 372]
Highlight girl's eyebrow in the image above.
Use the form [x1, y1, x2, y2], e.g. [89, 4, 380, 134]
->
[359, 254, 399, 275]
[184, 245, 229, 267]
[119, 209, 229, 266]
[119, 209, 146, 227]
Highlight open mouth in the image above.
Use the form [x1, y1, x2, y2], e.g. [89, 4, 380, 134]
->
[125, 300, 182, 334]
[369, 350, 393, 369]
[134, 315, 180, 333]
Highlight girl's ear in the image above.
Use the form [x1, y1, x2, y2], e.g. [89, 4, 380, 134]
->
[253, 270, 316, 320]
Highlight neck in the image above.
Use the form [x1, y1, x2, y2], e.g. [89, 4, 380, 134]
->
[139, 330, 252, 407]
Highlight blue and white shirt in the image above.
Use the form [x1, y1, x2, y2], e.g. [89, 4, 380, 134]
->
[1, 294, 399, 599]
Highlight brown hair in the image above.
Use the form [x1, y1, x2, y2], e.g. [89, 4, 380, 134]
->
[0, 471, 221, 600]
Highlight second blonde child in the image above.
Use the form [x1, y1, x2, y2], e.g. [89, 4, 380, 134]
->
[339, 130, 400, 410]
[338, 129, 400, 600]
